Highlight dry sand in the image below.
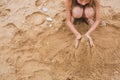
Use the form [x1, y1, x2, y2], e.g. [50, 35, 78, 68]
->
[0, 0, 120, 80]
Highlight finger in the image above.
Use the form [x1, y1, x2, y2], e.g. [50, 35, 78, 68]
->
[90, 40, 94, 47]
[75, 42, 78, 48]
[90, 42, 94, 47]
[75, 38, 79, 48]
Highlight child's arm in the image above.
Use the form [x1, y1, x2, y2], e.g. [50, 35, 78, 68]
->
[85, 0, 100, 35]
[85, 0, 100, 46]
[65, 0, 81, 37]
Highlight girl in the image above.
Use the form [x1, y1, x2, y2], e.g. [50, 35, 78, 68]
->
[64, 0, 100, 48]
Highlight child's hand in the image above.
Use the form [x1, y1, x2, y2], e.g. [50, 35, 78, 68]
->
[85, 34, 94, 47]
[74, 33, 82, 48]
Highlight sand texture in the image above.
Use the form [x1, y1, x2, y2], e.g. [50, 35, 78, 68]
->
[0, 0, 120, 80]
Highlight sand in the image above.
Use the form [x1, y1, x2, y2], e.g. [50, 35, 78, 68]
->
[0, 0, 120, 80]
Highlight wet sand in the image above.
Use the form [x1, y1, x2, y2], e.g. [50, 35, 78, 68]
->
[0, 0, 120, 80]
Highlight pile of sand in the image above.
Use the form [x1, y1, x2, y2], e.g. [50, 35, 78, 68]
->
[0, 0, 120, 80]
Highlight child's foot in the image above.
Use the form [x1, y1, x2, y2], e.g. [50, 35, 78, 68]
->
[74, 34, 82, 48]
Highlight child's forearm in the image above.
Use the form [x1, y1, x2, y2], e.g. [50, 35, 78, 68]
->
[66, 21, 80, 36]
[85, 20, 100, 35]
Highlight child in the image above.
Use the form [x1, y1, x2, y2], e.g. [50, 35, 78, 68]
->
[64, 0, 100, 48]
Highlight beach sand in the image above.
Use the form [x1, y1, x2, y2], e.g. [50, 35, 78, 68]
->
[0, 0, 120, 80]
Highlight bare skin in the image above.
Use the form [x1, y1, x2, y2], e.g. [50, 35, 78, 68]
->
[64, 0, 100, 48]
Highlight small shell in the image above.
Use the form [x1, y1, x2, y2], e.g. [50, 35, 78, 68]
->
[49, 24, 52, 27]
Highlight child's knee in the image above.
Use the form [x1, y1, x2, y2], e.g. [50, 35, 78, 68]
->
[72, 6, 83, 18]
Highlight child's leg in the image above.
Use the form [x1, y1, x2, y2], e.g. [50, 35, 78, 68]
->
[85, 6, 95, 26]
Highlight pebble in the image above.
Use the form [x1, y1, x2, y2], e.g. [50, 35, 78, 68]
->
[41, 7, 48, 12]
[43, 3, 47, 6]
[46, 17, 53, 22]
